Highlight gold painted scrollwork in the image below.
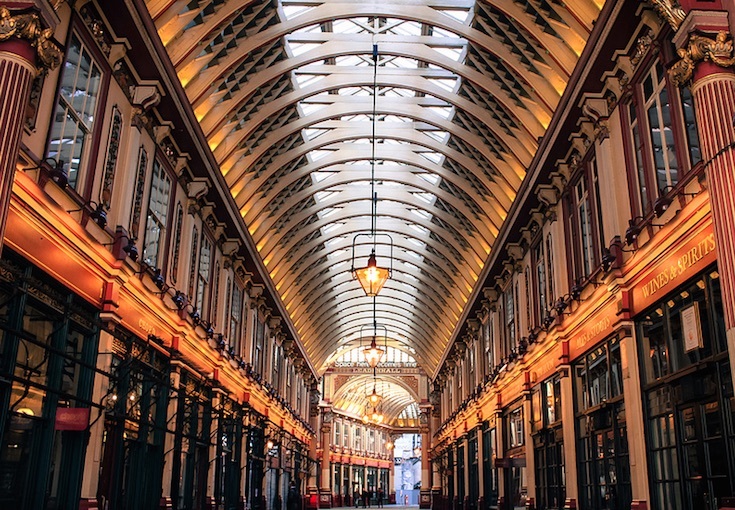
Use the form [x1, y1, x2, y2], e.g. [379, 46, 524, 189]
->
[671, 31, 735, 87]
[647, 0, 686, 32]
[0, 6, 62, 73]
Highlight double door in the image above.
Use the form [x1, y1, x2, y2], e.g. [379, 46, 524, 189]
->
[678, 397, 734, 510]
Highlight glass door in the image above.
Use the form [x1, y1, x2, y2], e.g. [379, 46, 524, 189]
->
[679, 398, 733, 510]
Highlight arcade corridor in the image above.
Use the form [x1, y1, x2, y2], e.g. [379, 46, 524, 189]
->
[1, 1, 735, 510]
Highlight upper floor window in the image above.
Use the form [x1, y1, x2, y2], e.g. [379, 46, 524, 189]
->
[143, 159, 172, 268]
[508, 406, 524, 448]
[195, 233, 212, 315]
[229, 282, 244, 352]
[47, 31, 103, 190]
[626, 56, 701, 216]
[483, 316, 494, 371]
[254, 315, 265, 373]
[566, 157, 604, 281]
[501, 283, 516, 356]
[533, 240, 548, 325]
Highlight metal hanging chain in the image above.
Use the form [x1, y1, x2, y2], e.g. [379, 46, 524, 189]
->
[371, 43, 379, 241]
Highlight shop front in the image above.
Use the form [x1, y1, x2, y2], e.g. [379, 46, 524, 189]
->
[636, 266, 734, 510]
[481, 420, 499, 510]
[501, 401, 526, 510]
[0, 252, 100, 510]
[531, 374, 564, 510]
[573, 336, 631, 510]
[97, 327, 171, 510]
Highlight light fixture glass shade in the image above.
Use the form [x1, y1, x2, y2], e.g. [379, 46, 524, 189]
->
[368, 385, 382, 405]
[363, 337, 385, 368]
[353, 251, 390, 297]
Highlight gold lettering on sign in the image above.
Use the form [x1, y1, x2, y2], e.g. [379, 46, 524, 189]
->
[138, 318, 156, 336]
[641, 233, 716, 299]
[575, 316, 612, 350]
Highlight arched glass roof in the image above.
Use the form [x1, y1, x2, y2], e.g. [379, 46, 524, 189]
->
[147, 0, 602, 422]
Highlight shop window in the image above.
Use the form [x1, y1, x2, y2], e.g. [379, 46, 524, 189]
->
[575, 338, 622, 411]
[215, 397, 241, 508]
[625, 52, 701, 216]
[574, 337, 630, 510]
[99, 331, 170, 510]
[532, 376, 565, 510]
[637, 269, 734, 510]
[0, 254, 100, 510]
[638, 270, 724, 384]
[482, 422, 499, 507]
[47, 31, 104, 191]
[143, 158, 172, 269]
[170, 371, 213, 509]
[566, 157, 604, 281]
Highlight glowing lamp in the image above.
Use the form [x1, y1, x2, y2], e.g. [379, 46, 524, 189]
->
[363, 337, 385, 369]
[353, 250, 390, 297]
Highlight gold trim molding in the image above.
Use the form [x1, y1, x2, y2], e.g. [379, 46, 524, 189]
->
[670, 31, 735, 87]
[647, 0, 686, 32]
[0, 6, 61, 72]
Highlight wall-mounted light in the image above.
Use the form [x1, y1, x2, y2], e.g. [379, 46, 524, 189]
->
[104, 228, 139, 262]
[542, 313, 555, 330]
[152, 268, 166, 291]
[553, 296, 568, 316]
[189, 306, 201, 326]
[68, 201, 108, 229]
[172, 290, 186, 310]
[601, 246, 617, 272]
[28, 158, 68, 189]
[570, 280, 584, 302]
[624, 217, 643, 246]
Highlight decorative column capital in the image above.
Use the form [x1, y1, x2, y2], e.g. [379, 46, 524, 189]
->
[0, 6, 61, 72]
[671, 31, 735, 86]
[647, 0, 686, 32]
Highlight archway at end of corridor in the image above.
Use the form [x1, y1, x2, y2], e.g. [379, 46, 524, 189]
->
[392, 433, 422, 506]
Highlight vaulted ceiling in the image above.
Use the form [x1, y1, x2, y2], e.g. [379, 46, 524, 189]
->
[145, 0, 603, 420]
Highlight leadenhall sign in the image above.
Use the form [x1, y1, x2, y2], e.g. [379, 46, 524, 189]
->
[633, 226, 716, 313]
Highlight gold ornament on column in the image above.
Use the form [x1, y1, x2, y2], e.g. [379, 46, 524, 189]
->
[0, 6, 62, 72]
[670, 31, 735, 87]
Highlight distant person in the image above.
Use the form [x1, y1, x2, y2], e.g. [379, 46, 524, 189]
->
[363, 488, 370, 508]
[287, 481, 300, 510]
[377, 487, 384, 508]
[354, 489, 360, 507]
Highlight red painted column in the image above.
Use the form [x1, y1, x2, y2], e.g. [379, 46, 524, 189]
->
[0, 4, 60, 253]
[671, 11, 735, 385]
